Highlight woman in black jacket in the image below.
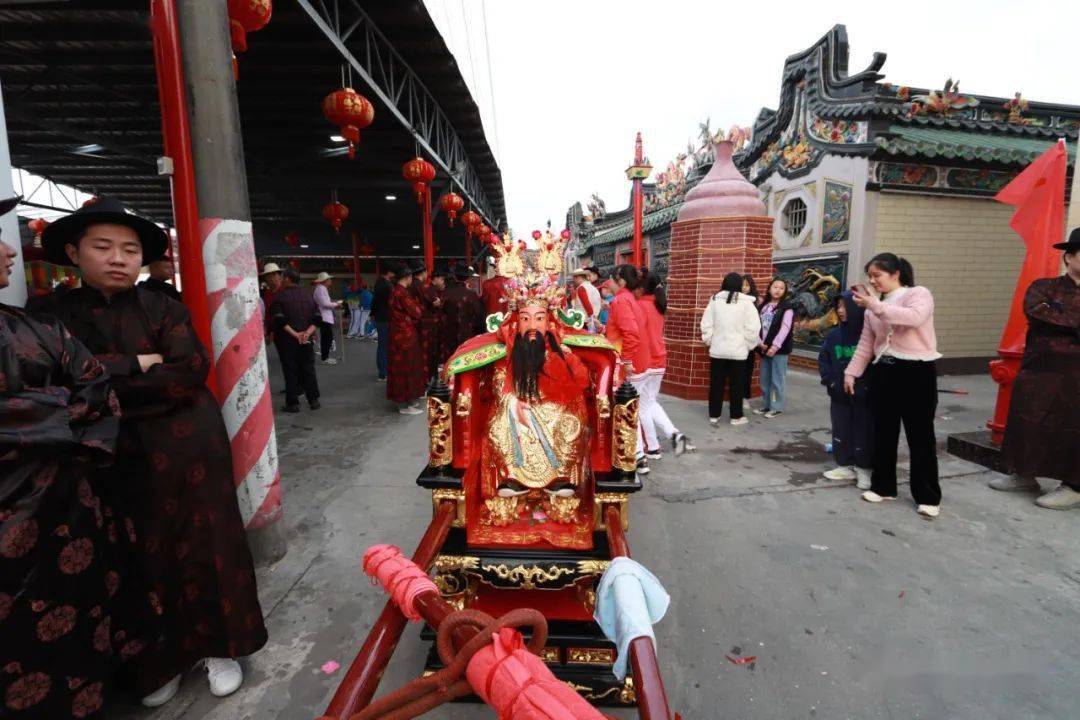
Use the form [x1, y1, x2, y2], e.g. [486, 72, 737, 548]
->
[755, 278, 795, 418]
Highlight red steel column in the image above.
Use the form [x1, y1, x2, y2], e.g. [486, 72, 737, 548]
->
[423, 186, 435, 276]
[632, 179, 643, 267]
[625, 132, 652, 269]
[150, 0, 215, 387]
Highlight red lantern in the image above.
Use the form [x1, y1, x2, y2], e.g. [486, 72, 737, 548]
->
[438, 192, 465, 226]
[476, 224, 491, 240]
[284, 232, 300, 249]
[228, 0, 271, 55]
[322, 88, 375, 160]
[402, 156, 436, 203]
[27, 218, 49, 243]
[81, 197, 98, 208]
[460, 210, 481, 232]
[288, 258, 300, 270]
[322, 201, 349, 233]
[359, 242, 375, 256]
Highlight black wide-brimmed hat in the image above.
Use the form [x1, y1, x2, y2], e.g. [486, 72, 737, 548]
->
[0, 196, 20, 218]
[409, 260, 429, 275]
[451, 264, 471, 281]
[41, 196, 167, 266]
[1052, 227, 1080, 253]
[431, 265, 450, 278]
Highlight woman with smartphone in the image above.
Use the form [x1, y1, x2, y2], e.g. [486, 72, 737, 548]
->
[843, 253, 942, 519]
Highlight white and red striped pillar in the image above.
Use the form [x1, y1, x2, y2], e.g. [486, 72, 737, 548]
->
[202, 218, 281, 533]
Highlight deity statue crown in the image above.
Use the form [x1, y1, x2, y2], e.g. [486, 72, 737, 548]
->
[506, 277, 566, 312]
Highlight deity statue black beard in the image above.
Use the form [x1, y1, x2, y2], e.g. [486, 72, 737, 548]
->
[510, 330, 564, 401]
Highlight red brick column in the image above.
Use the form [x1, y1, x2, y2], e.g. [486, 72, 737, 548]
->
[662, 216, 773, 400]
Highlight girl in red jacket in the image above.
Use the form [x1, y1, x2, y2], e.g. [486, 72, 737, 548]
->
[605, 265, 653, 474]
[636, 271, 692, 457]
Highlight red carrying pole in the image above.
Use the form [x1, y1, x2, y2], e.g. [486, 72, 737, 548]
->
[150, 0, 215, 392]
[322, 501, 456, 719]
[605, 505, 673, 720]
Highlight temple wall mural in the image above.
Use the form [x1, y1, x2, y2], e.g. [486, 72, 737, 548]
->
[773, 254, 847, 350]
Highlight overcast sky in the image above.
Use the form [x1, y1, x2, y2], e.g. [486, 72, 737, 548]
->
[425, 0, 1079, 234]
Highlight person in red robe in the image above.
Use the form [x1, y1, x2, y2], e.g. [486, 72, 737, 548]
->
[33, 198, 266, 708]
[409, 261, 443, 381]
[388, 263, 426, 414]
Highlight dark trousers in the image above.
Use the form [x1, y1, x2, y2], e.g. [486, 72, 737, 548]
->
[709, 358, 746, 420]
[276, 337, 320, 407]
[374, 320, 389, 379]
[830, 393, 873, 468]
[319, 320, 334, 361]
[870, 359, 940, 505]
[744, 350, 756, 400]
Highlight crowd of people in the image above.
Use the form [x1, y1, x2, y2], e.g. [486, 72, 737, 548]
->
[2, 197, 265, 718]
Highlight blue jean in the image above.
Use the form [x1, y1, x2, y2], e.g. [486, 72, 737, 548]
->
[759, 354, 789, 412]
[374, 320, 389, 379]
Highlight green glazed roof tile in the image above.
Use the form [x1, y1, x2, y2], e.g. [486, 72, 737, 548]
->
[877, 125, 1076, 165]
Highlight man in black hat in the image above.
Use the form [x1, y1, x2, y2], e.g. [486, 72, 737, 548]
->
[138, 250, 181, 301]
[993, 227, 1080, 510]
[439, 263, 486, 364]
[409, 261, 442, 379]
[33, 197, 267, 706]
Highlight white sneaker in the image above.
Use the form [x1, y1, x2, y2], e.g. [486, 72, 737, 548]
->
[751, 408, 767, 415]
[645, 449, 662, 460]
[672, 432, 694, 455]
[708, 417, 719, 426]
[861, 491, 895, 503]
[398, 404, 423, 415]
[916, 504, 940, 519]
[1035, 484, 1080, 510]
[730, 416, 749, 426]
[205, 657, 243, 697]
[823, 466, 856, 481]
[141, 674, 181, 708]
[855, 468, 872, 490]
[323, 357, 339, 365]
[635, 457, 650, 475]
[763, 410, 782, 419]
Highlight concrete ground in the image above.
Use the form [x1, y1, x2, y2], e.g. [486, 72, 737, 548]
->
[118, 341, 1079, 720]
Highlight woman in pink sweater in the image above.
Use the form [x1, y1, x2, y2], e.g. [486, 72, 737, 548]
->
[844, 253, 942, 519]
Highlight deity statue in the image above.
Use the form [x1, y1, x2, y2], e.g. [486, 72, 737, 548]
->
[439, 274, 630, 550]
[488, 231, 526, 279]
[536, 229, 567, 279]
[586, 192, 607, 221]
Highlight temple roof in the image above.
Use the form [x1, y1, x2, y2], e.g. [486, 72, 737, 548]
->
[877, 126, 1076, 166]
[738, 25, 1079, 182]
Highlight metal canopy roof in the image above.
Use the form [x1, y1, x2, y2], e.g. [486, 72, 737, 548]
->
[0, 0, 506, 260]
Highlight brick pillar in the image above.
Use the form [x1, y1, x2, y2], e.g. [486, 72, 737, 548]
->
[660, 139, 773, 400]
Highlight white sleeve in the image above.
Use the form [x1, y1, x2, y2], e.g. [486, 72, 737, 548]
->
[700, 298, 715, 344]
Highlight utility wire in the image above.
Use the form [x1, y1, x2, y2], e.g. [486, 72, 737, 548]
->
[480, 0, 501, 164]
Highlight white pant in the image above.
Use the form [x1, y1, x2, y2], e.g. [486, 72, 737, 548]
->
[348, 307, 370, 337]
[636, 370, 678, 451]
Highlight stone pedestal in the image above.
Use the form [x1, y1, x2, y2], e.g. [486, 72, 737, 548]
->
[661, 140, 773, 400]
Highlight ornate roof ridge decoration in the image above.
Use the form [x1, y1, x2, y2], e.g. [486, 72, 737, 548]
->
[739, 25, 1080, 182]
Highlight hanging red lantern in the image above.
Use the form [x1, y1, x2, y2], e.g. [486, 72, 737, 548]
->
[359, 242, 375, 256]
[322, 201, 349, 233]
[227, 0, 272, 55]
[476, 224, 491, 240]
[438, 192, 465, 227]
[27, 218, 49, 246]
[402, 156, 436, 203]
[322, 88, 375, 160]
[284, 232, 300, 249]
[288, 258, 301, 270]
[460, 210, 481, 232]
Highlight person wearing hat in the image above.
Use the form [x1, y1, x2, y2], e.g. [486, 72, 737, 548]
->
[571, 267, 601, 332]
[439, 263, 486, 365]
[269, 268, 322, 412]
[370, 265, 396, 381]
[387, 262, 425, 414]
[993, 228, 1080, 510]
[138, 248, 181, 302]
[259, 262, 284, 338]
[311, 271, 342, 365]
[410, 261, 442, 380]
[33, 197, 267, 706]
[0, 196, 159, 718]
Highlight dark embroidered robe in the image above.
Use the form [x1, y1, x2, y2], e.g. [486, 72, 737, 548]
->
[31, 287, 267, 694]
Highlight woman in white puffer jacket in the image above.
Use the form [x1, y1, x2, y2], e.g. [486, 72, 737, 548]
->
[700, 272, 762, 425]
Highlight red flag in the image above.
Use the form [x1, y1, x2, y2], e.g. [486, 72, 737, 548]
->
[993, 139, 1067, 353]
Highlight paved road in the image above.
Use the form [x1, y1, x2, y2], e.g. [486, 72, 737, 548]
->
[120, 341, 1079, 720]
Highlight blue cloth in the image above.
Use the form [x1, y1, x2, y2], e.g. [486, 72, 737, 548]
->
[760, 354, 788, 411]
[359, 288, 373, 310]
[593, 557, 670, 680]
